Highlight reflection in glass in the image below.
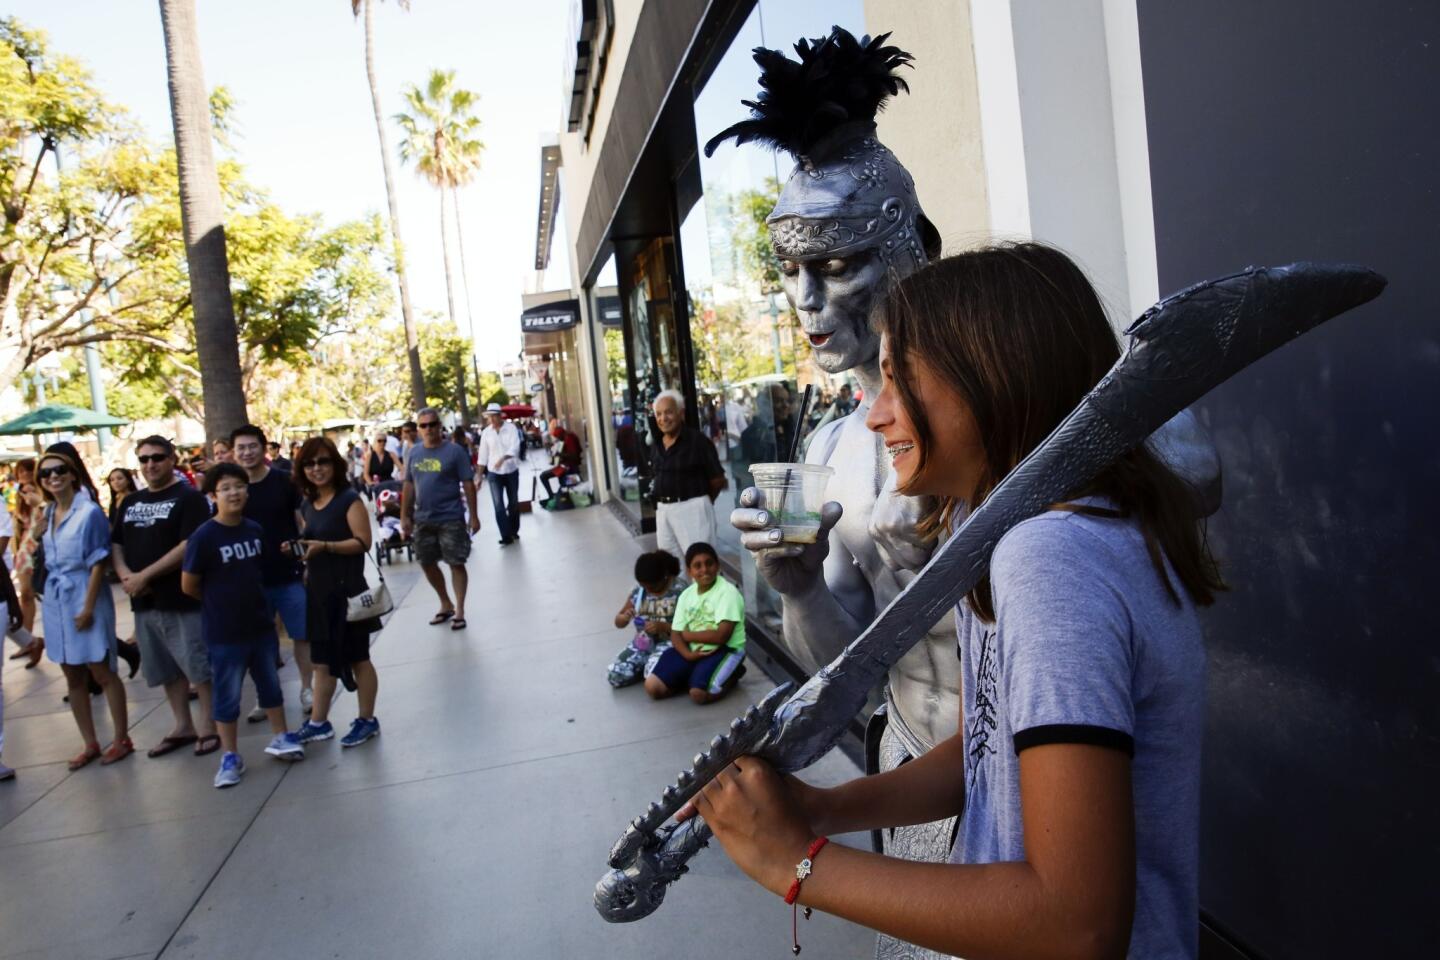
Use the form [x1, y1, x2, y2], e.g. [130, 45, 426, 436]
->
[682, 0, 867, 637]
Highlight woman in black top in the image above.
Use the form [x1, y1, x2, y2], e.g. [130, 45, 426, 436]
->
[289, 437, 382, 748]
[366, 435, 396, 489]
[105, 468, 137, 531]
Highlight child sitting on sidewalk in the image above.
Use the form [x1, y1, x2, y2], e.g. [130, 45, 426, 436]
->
[182, 463, 305, 788]
[607, 550, 683, 688]
[644, 542, 746, 704]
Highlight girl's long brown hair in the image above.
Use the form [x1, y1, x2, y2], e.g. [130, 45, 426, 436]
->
[877, 241, 1225, 621]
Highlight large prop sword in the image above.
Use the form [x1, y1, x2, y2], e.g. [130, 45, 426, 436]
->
[595, 262, 1385, 922]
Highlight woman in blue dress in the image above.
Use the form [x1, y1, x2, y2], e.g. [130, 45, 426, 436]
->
[37, 450, 132, 769]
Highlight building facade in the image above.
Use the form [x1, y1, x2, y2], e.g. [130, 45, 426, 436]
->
[532, 2, 1437, 956]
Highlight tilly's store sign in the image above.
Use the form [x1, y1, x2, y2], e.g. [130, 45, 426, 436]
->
[520, 299, 580, 333]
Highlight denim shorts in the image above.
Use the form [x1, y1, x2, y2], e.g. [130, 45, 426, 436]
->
[209, 631, 282, 724]
[264, 580, 306, 642]
[413, 520, 471, 566]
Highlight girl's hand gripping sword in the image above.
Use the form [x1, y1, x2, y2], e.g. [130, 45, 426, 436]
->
[595, 262, 1386, 923]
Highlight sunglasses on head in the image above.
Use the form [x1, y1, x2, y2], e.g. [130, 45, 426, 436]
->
[37, 464, 70, 480]
[136, 453, 171, 464]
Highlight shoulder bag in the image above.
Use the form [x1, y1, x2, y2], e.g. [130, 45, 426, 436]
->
[346, 550, 394, 622]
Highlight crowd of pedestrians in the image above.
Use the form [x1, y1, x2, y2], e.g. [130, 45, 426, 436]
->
[0, 402, 593, 787]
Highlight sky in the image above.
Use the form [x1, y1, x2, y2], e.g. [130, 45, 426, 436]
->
[9, 0, 574, 369]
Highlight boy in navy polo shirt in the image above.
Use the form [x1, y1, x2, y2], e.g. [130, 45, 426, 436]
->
[182, 463, 304, 788]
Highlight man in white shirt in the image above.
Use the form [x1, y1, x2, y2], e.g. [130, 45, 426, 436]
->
[477, 403, 523, 546]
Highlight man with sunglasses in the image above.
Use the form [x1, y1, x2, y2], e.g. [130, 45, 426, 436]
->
[231, 424, 313, 715]
[400, 408, 479, 631]
[112, 436, 219, 757]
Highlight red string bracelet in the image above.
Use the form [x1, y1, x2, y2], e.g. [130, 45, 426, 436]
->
[784, 836, 829, 955]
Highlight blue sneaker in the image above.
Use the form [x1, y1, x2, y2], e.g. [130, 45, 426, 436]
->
[340, 717, 380, 748]
[214, 752, 245, 789]
[264, 732, 306, 761]
[294, 720, 333, 743]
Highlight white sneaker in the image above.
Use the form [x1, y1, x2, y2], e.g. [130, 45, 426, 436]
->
[300, 687, 314, 713]
[246, 704, 266, 723]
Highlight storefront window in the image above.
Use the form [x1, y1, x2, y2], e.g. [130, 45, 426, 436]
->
[589, 255, 645, 523]
[680, 0, 866, 636]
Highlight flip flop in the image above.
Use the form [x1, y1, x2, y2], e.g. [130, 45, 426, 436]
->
[68, 744, 102, 771]
[428, 611, 455, 626]
[450, 618, 467, 631]
[194, 734, 222, 756]
[147, 734, 198, 758]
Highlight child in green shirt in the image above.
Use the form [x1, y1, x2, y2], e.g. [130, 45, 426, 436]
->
[644, 542, 747, 704]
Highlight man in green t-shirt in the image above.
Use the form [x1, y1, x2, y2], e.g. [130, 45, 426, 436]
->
[644, 542, 747, 704]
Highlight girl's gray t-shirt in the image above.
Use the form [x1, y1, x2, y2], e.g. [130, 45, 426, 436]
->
[949, 503, 1204, 959]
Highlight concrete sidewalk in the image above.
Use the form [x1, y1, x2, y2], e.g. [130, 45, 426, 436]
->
[0, 503, 873, 960]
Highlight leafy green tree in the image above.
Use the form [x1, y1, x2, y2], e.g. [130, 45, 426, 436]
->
[0, 19, 180, 391]
[349, 0, 425, 410]
[395, 68, 483, 420]
[417, 316, 474, 413]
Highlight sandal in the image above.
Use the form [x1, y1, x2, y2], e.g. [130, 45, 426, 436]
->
[68, 744, 102, 771]
[194, 734, 222, 756]
[450, 618, 467, 631]
[147, 734, 198, 758]
[100, 738, 134, 765]
[24, 639, 44, 669]
[428, 611, 455, 626]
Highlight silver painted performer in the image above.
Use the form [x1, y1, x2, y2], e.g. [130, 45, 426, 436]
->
[707, 28, 1218, 960]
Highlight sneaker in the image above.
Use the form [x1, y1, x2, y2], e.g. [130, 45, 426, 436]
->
[264, 732, 306, 762]
[0, 761, 15, 782]
[300, 687, 314, 713]
[340, 716, 380, 748]
[213, 752, 245, 788]
[246, 704, 266, 724]
[294, 719, 334, 743]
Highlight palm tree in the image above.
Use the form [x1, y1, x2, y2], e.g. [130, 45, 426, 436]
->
[157, 0, 248, 437]
[395, 69, 484, 421]
[351, 0, 426, 411]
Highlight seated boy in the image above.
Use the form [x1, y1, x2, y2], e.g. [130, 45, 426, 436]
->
[643, 542, 746, 704]
[182, 463, 304, 789]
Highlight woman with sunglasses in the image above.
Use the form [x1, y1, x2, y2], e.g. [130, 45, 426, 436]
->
[690, 244, 1223, 959]
[36, 451, 132, 768]
[288, 438, 382, 749]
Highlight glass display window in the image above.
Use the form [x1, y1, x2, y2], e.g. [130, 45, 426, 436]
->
[680, 0, 867, 636]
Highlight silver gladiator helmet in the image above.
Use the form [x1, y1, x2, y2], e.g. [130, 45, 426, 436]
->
[705, 27, 940, 274]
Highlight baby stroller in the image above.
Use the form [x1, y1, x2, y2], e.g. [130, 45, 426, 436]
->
[373, 483, 413, 565]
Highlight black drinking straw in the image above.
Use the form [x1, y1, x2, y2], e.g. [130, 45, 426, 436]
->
[775, 384, 815, 525]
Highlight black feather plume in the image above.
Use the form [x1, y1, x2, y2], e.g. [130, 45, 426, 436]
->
[703, 26, 914, 159]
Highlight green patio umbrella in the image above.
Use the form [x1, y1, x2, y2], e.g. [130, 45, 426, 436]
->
[0, 403, 129, 437]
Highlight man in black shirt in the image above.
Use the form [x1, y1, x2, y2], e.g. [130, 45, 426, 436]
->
[648, 390, 725, 561]
[112, 435, 219, 757]
[266, 441, 292, 473]
[233, 425, 312, 715]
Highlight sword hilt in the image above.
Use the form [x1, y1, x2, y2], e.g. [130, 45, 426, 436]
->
[596, 683, 793, 921]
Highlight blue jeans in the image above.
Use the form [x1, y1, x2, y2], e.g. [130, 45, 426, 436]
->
[488, 471, 520, 541]
[210, 632, 282, 724]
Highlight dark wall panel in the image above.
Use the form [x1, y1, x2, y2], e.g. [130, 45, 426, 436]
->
[1138, 2, 1439, 957]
